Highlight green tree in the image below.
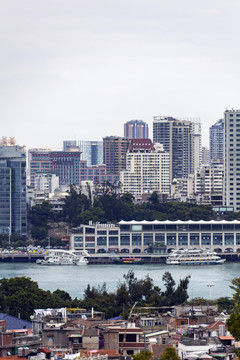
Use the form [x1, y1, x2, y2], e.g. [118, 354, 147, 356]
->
[161, 347, 180, 360]
[226, 313, 240, 341]
[63, 185, 91, 225]
[132, 350, 153, 360]
[0, 277, 72, 320]
[229, 277, 240, 312]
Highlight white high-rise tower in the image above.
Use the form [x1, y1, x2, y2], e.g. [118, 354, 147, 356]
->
[224, 109, 240, 211]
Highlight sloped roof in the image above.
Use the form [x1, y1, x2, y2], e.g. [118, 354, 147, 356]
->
[206, 320, 225, 331]
[0, 313, 32, 330]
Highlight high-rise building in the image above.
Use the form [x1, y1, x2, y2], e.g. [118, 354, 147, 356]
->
[153, 116, 201, 181]
[124, 120, 149, 139]
[0, 144, 27, 236]
[80, 141, 103, 166]
[29, 149, 119, 188]
[224, 109, 240, 211]
[209, 119, 224, 163]
[29, 149, 81, 187]
[103, 136, 131, 174]
[194, 163, 224, 206]
[120, 139, 170, 199]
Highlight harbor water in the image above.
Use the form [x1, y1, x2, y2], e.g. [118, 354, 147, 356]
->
[0, 262, 239, 300]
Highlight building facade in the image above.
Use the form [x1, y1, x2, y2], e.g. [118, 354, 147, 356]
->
[0, 145, 27, 236]
[63, 140, 80, 152]
[194, 163, 224, 206]
[120, 139, 170, 200]
[124, 120, 149, 139]
[79, 162, 119, 184]
[34, 173, 59, 193]
[80, 141, 103, 166]
[103, 136, 131, 174]
[29, 149, 119, 188]
[29, 149, 81, 186]
[153, 116, 201, 181]
[202, 146, 210, 165]
[224, 110, 240, 211]
[209, 119, 224, 163]
[70, 220, 240, 254]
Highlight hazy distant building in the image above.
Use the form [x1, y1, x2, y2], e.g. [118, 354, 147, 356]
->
[153, 116, 201, 181]
[124, 120, 149, 139]
[209, 119, 224, 163]
[63, 140, 80, 152]
[202, 146, 210, 165]
[29, 149, 81, 187]
[80, 141, 103, 166]
[0, 144, 27, 236]
[224, 110, 240, 211]
[103, 136, 131, 174]
[79, 162, 119, 184]
[29, 148, 119, 187]
[120, 139, 170, 200]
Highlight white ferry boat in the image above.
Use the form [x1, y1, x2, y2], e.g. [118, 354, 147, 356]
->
[36, 249, 89, 266]
[166, 249, 226, 265]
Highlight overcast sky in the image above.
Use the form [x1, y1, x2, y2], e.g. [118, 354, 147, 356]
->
[1, 0, 239, 150]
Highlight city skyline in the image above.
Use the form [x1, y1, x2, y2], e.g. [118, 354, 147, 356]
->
[1, 1, 240, 149]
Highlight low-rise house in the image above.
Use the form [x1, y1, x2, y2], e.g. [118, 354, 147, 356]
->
[103, 324, 145, 356]
[205, 321, 230, 338]
[0, 320, 40, 357]
[178, 336, 222, 360]
[145, 330, 170, 345]
[68, 328, 100, 351]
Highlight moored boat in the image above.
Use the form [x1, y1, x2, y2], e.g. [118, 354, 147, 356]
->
[36, 249, 89, 266]
[114, 257, 142, 264]
[166, 248, 225, 265]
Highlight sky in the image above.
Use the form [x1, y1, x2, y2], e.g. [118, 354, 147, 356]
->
[1, 0, 240, 150]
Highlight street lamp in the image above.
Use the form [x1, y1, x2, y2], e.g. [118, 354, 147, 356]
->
[206, 282, 215, 300]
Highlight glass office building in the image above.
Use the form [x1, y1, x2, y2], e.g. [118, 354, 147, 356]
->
[80, 141, 103, 166]
[0, 145, 27, 236]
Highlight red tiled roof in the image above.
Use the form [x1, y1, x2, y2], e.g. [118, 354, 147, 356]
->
[38, 348, 52, 354]
[129, 139, 155, 152]
[206, 320, 225, 331]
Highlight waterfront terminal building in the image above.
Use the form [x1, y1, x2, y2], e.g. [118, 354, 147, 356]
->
[70, 220, 240, 254]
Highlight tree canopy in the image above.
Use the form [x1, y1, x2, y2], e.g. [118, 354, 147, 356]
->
[0, 277, 74, 320]
[225, 277, 240, 340]
[0, 271, 191, 321]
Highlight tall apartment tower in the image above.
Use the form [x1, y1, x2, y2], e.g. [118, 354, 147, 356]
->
[224, 110, 240, 211]
[0, 144, 27, 236]
[103, 136, 131, 174]
[124, 120, 149, 139]
[80, 141, 103, 166]
[120, 139, 170, 199]
[209, 119, 224, 163]
[153, 116, 201, 181]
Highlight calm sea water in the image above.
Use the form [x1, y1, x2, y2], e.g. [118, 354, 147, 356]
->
[0, 262, 239, 300]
